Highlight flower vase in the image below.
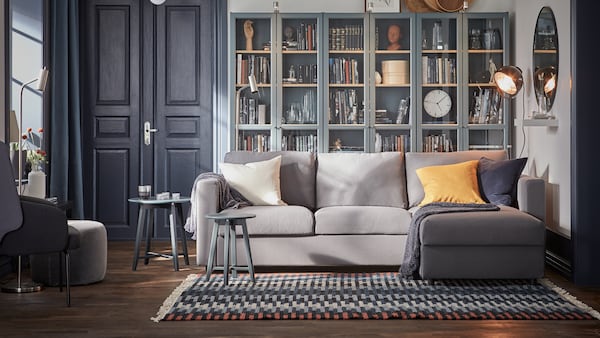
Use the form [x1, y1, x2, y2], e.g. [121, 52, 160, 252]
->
[26, 165, 46, 199]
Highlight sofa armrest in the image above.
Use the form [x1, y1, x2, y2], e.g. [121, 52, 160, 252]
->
[517, 175, 545, 223]
[191, 177, 220, 266]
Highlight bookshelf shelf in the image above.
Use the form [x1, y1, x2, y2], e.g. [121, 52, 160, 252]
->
[514, 119, 559, 127]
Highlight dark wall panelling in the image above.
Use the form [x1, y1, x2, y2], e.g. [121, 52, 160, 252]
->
[95, 117, 130, 138]
[94, 149, 129, 231]
[165, 6, 200, 105]
[96, 6, 130, 105]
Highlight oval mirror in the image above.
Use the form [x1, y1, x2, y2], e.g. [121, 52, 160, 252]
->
[532, 6, 558, 118]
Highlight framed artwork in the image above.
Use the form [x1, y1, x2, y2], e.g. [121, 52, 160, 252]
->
[366, 0, 401, 13]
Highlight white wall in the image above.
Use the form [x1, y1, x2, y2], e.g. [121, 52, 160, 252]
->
[513, 0, 571, 237]
[225, 0, 572, 236]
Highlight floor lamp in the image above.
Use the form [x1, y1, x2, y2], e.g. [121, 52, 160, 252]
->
[4, 67, 49, 294]
[234, 74, 258, 150]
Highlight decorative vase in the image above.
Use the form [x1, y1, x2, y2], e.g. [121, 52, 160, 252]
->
[25, 165, 46, 199]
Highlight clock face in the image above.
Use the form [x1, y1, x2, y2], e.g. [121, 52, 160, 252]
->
[423, 89, 452, 118]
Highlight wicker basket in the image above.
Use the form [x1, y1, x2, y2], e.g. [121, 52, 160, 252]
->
[418, 0, 474, 12]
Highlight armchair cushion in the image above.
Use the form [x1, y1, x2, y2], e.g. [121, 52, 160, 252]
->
[478, 157, 527, 206]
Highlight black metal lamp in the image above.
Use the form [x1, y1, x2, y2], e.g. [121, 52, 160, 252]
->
[493, 65, 523, 98]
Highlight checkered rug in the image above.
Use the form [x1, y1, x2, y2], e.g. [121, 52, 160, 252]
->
[151, 272, 600, 321]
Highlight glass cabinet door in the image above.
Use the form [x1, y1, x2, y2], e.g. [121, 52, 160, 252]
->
[324, 14, 367, 153]
[232, 14, 274, 152]
[417, 14, 459, 152]
[465, 13, 509, 151]
[278, 14, 320, 152]
[371, 14, 413, 153]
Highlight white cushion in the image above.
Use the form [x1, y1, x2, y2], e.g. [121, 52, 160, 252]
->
[219, 155, 287, 206]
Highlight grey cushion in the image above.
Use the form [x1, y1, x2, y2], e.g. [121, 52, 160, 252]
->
[478, 157, 527, 206]
[420, 206, 545, 246]
[224, 151, 316, 209]
[316, 152, 407, 208]
[220, 205, 314, 236]
[314, 206, 411, 235]
[405, 150, 507, 208]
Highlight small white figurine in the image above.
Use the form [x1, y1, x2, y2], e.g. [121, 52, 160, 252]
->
[488, 58, 497, 83]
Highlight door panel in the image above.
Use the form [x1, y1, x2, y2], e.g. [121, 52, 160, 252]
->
[85, 0, 141, 240]
[154, 1, 212, 239]
[84, 0, 213, 240]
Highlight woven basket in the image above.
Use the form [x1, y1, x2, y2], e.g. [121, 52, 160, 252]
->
[405, 0, 433, 12]
[419, 0, 474, 12]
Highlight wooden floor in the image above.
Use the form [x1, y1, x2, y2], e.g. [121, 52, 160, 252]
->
[1, 241, 600, 338]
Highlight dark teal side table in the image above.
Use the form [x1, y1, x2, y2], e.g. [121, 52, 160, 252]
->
[205, 212, 256, 285]
[128, 196, 190, 271]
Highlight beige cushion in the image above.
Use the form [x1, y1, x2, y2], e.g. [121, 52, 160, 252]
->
[219, 156, 287, 206]
[219, 206, 314, 236]
[315, 206, 411, 235]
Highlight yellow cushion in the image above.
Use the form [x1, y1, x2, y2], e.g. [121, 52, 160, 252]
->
[416, 160, 485, 206]
[219, 155, 287, 206]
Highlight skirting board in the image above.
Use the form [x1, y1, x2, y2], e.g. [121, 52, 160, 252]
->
[545, 229, 572, 278]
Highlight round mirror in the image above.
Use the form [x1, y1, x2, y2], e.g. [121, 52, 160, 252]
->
[532, 7, 558, 118]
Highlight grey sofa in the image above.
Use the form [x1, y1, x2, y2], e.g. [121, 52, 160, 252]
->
[191, 150, 546, 279]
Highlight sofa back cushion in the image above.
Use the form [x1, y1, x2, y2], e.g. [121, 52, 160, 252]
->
[405, 150, 507, 208]
[316, 152, 407, 208]
[224, 151, 316, 209]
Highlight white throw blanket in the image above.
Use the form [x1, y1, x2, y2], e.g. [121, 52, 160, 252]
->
[184, 172, 251, 239]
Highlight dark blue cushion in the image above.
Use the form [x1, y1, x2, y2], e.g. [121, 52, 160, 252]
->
[478, 157, 527, 206]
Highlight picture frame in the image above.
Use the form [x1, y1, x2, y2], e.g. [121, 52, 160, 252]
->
[365, 0, 401, 13]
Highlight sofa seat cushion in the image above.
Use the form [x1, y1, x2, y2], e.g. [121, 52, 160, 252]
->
[316, 152, 407, 208]
[315, 206, 411, 235]
[420, 206, 544, 246]
[219, 205, 314, 236]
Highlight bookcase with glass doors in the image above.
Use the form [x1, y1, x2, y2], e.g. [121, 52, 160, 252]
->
[229, 11, 510, 153]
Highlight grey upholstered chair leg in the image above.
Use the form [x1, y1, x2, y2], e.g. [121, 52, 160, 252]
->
[65, 251, 71, 307]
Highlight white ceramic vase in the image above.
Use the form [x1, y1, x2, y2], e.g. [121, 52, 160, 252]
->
[25, 166, 46, 199]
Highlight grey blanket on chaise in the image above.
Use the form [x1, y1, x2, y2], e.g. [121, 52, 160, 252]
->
[399, 202, 500, 279]
[184, 172, 251, 239]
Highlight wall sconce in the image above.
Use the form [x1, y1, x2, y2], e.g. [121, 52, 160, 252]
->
[234, 74, 259, 150]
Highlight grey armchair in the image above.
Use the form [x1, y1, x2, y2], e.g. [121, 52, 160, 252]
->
[0, 141, 76, 306]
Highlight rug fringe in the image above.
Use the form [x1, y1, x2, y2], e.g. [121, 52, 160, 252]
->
[538, 278, 600, 320]
[151, 274, 199, 322]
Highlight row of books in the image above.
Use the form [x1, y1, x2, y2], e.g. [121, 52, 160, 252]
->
[374, 133, 410, 153]
[329, 57, 360, 84]
[283, 23, 316, 51]
[238, 97, 267, 125]
[236, 54, 270, 84]
[423, 134, 454, 152]
[239, 133, 270, 152]
[469, 88, 503, 124]
[281, 134, 318, 152]
[422, 56, 456, 84]
[328, 89, 363, 125]
[329, 26, 364, 51]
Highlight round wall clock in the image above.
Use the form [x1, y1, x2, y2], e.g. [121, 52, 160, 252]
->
[423, 89, 452, 118]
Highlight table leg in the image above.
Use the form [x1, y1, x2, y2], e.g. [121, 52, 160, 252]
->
[230, 224, 237, 279]
[241, 220, 255, 282]
[176, 204, 190, 265]
[144, 207, 153, 265]
[223, 220, 230, 285]
[132, 206, 147, 271]
[169, 203, 179, 271]
[205, 221, 219, 280]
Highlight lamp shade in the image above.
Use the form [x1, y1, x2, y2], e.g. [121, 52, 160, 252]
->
[493, 66, 523, 98]
[248, 74, 258, 93]
[36, 67, 49, 91]
[150, 0, 166, 5]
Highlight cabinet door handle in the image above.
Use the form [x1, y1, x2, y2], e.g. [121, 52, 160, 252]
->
[144, 121, 158, 146]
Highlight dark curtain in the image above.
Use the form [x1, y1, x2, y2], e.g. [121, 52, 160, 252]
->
[49, 0, 84, 218]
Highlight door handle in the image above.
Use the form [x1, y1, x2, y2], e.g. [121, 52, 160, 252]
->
[144, 121, 158, 146]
